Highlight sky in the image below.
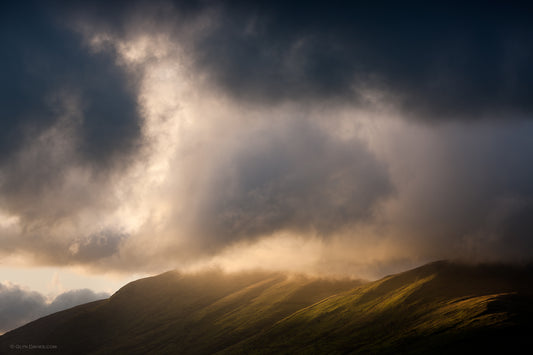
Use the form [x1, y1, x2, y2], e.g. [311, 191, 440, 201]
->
[2, 0, 533, 332]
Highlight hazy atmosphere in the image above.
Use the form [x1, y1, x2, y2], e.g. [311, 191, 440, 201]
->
[2, 1, 533, 333]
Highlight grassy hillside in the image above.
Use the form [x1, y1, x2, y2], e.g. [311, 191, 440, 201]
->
[1, 261, 532, 354]
[0, 270, 360, 354]
[225, 261, 533, 354]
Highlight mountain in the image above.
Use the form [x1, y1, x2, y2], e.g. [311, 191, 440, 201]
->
[1, 261, 532, 354]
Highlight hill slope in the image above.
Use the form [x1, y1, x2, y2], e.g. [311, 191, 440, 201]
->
[0, 270, 361, 354]
[225, 261, 533, 354]
[1, 261, 533, 354]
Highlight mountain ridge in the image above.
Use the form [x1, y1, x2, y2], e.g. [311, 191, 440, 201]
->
[2, 261, 532, 354]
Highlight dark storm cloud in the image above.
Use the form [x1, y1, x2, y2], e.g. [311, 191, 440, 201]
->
[0, 283, 108, 333]
[0, 2, 142, 166]
[0, 2, 142, 261]
[172, 1, 533, 120]
[188, 120, 392, 251]
[71, 1, 533, 119]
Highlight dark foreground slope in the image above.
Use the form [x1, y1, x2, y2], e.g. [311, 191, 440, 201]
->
[2, 261, 533, 354]
[0, 270, 360, 354]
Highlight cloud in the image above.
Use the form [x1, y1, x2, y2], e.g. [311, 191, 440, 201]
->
[0, 2, 143, 266]
[0, 283, 108, 334]
[0, 283, 45, 334]
[186, 119, 392, 252]
[0, 2, 142, 167]
[1, 1, 533, 277]
[47, 288, 109, 314]
[68, 230, 128, 263]
[0, 2, 143, 230]
[360, 118, 533, 263]
[134, 1, 533, 120]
